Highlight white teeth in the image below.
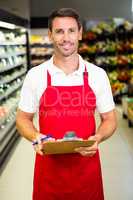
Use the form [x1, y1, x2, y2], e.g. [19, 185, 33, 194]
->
[62, 43, 72, 49]
[63, 45, 70, 48]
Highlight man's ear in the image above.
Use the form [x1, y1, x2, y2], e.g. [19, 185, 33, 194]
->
[48, 29, 52, 42]
[79, 26, 83, 41]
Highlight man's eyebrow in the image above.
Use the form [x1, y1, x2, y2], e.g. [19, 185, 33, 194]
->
[54, 27, 77, 31]
[54, 28, 63, 33]
[54, 28, 62, 31]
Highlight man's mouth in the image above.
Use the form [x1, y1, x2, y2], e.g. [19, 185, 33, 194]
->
[60, 42, 73, 50]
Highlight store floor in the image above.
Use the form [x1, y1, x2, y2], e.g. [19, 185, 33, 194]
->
[0, 106, 133, 200]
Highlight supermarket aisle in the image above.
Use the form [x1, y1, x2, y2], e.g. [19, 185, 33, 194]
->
[100, 106, 133, 200]
[0, 107, 133, 200]
[0, 139, 35, 200]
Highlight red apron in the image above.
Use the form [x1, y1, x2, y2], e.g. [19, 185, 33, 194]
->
[33, 66, 104, 200]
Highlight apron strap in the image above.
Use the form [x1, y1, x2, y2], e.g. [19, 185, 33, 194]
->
[47, 66, 88, 87]
[47, 71, 51, 86]
[83, 65, 89, 87]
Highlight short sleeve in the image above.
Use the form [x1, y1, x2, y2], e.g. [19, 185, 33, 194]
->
[96, 70, 115, 113]
[18, 70, 39, 113]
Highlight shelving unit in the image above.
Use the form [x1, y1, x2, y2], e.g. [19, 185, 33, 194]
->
[128, 105, 133, 127]
[79, 19, 133, 104]
[0, 16, 29, 167]
[79, 19, 133, 128]
[30, 34, 53, 67]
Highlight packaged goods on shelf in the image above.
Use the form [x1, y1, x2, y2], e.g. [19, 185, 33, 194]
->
[0, 19, 29, 167]
[30, 34, 53, 67]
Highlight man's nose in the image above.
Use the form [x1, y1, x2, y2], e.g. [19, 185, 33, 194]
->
[63, 32, 70, 41]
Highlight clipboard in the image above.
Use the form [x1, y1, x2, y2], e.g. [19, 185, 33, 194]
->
[42, 140, 95, 154]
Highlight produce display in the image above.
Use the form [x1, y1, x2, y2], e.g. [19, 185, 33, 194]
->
[79, 19, 133, 102]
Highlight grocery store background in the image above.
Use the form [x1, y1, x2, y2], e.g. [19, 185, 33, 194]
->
[0, 0, 133, 200]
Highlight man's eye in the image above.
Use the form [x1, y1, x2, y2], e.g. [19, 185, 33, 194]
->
[55, 30, 63, 34]
[69, 29, 75, 33]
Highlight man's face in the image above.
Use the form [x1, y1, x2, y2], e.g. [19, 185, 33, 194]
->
[48, 17, 82, 57]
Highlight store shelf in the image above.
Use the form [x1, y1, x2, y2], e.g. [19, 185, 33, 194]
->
[0, 9, 29, 169]
[82, 29, 133, 44]
[31, 53, 52, 57]
[0, 106, 17, 128]
[30, 34, 53, 67]
[30, 43, 53, 48]
[0, 43, 26, 46]
[80, 19, 133, 102]
[0, 118, 16, 144]
[0, 82, 23, 102]
[0, 70, 26, 85]
[80, 50, 133, 58]
[0, 62, 26, 73]
[0, 52, 26, 58]
[0, 119, 19, 167]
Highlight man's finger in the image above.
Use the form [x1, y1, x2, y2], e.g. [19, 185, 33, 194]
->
[81, 150, 97, 157]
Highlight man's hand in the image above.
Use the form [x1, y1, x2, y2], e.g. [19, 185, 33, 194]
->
[32, 134, 55, 156]
[33, 142, 44, 156]
[75, 135, 101, 157]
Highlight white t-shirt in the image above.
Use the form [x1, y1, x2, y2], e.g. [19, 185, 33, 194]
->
[18, 55, 115, 114]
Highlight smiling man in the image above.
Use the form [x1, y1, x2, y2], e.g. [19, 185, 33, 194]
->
[16, 8, 117, 200]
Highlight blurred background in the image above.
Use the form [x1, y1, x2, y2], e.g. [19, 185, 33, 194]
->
[0, 1, 133, 200]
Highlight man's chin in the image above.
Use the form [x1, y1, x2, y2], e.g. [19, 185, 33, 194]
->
[61, 50, 76, 57]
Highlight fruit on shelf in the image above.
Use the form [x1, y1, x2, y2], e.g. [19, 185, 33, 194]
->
[115, 39, 133, 52]
[116, 42, 124, 52]
[123, 41, 132, 51]
[79, 41, 117, 54]
[95, 56, 106, 66]
[79, 43, 97, 54]
[78, 43, 90, 53]
[117, 55, 129, 65]
[127, 54, 133, 64]
[91, 26, 102, 35]
[95, 41, 106, 53]
[129, 70, 133, 78]
[30, 35, 52, 45]
[107, 56, 117, 66]
[83, 31, 97, 41]
[117, 70, 130, 82]
[108, 71, 118, 83]
[97, 22, 114, 32]
[108, 70, 132, 83]
[129, 39, 133, 50]
[111, 81, 128, 95]
[106, 40, 116, 52]
[90, 21, 114, 35]
[124, 20, 133, 31]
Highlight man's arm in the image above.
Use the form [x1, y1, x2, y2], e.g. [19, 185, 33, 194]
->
[16, 109, 39, 141]
[75, 109, 117, 156]
[95, 109, 117, 143]
[16, 109, 44, 155]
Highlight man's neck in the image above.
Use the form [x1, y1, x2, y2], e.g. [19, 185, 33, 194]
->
[53, 53, 79, 75]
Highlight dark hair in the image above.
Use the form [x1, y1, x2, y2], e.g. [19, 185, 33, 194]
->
[48, 8, 82, 31]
